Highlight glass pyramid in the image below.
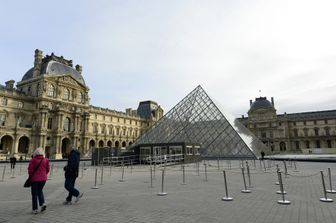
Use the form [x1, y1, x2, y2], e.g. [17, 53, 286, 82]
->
[133, 85, 267, 159]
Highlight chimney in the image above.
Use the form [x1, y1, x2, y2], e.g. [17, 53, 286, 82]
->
[249, 99, 253, 107]
[271, 97, 274, 106]
[75, 64, 82, 74]
[33, 49, 43, 77]
[5, 80, 15, 90]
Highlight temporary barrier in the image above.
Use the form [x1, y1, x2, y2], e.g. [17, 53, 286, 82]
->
[222, 170, 233, 201]
[157, 169, 167, 196]
[277, 171, 291, 205]
[246, 161, 252, 188]
[181, 165, 186, 185]
[320, 171, 333, 202]
[326, 168, 336, 194]
[241, 167, 251, 193]
[1, 166, 6, 182]
[119, 164, 125, 182]
[91, 168, 99, 189]
[276, 171, 287, 195]
[204, 163, 208, 182]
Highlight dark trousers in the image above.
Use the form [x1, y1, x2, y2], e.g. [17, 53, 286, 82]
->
[31, 181, 46, 210]
[65, 177, 79, 201]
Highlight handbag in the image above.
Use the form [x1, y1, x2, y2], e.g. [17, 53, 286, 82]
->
[24, 158, 44, 188]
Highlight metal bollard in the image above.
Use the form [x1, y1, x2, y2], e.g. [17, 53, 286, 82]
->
[119, 164, 125, 182]
[326, 168, 336, 193]
[150, 167, 153, 188]
[241, 167, 251, 193]
[275, 164, 280, 185]
[204, 163, 208, 182]
[181, 165, 186, 185]
[276, 171, 287, 195]
[157, 169, 167, 196]
[320, 171, 333, 202]
[222, 170, 233, 201]
[91, 168, 99, 189]
[10, 167, 15, 179]
[277, 171, 290, 204]
[263, 160, 266, 172]
[1, 166, 6, 182]
[293, 160, 299, 172]
[100, 164, 104, 185]
[246, 162, 252, 188]
[49, 164, 54, 180]
[283, 161, 288, 178]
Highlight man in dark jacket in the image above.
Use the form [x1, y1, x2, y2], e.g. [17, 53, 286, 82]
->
[63, 147, 83, 205]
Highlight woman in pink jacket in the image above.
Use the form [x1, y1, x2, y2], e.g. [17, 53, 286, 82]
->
[28, 147, 50, 214]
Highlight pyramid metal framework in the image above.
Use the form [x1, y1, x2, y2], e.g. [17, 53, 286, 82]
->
[133, 85, 267, 158]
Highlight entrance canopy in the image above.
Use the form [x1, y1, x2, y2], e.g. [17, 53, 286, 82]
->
[132, 85, 267, 159]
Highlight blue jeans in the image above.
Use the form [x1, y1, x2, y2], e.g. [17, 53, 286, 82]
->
[31, 181, 46, 210]
[65, 177, 79, 201]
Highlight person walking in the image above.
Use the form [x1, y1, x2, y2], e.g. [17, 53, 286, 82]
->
[28, 148, 50, 214]
[63, 147, 83, 205]
[10, 155, 17, 169]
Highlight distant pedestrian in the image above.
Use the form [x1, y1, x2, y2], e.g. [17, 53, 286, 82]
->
[63, 147, 83, 205]
[261, 151, 265, 160]
[28, 148, 50, 214]
[10, 156, 17, 169]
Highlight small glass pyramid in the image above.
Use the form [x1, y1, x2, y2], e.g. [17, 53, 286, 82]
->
[133, 85, 267, 159]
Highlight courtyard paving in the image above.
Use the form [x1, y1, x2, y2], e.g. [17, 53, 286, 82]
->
[0, 159, 336, 223]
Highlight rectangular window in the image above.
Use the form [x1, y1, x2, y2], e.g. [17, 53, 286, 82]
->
[305, 141, 310, 148]
[316, 140, 321, 148]
[295, 141, 300, 150]
[47, 118, 52, 130]
[327, 140, 332, 148]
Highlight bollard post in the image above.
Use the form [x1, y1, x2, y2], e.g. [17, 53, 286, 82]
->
[293, 160, 299, 172]
[10, 167, 15, 179]
[81, 163, 84, 179]
[276, 171, 287, 195]
[241, 167, 251, 193]
[91, 168, 99, 189]
[320, 171, 333, 202]
[0, 166, 6, 182]
[277, 171, 291, 204]
[157, 169, 167, 196]
[275, 164, 280, 185]
[150, 167, 153, 188]
[326, 168, 336, 193]
[246, 161, 252, 188]
[181, 165, 186, 185]
[283, 161, 288, 178]
[204, 163, 208, 182]
[222, 170, 233, 201]
[49, 164, 54, 180]
[100, 164, 104, 185]
[263, 160, 266, 172]
[119, 164, 125, 182]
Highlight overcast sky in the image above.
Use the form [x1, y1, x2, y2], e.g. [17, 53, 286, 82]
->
[1, 0, 336, 117]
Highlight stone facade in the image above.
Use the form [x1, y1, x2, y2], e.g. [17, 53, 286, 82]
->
[239, 97, 336, 154]
[0, 49, 163, 159]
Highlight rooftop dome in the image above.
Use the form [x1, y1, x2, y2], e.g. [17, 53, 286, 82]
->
[249, 97, 274, 112]
[21, 52, 85, 86]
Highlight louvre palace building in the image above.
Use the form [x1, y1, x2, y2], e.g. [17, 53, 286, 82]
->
[239, 97, 336, 154]
[0, 49, 163, 159]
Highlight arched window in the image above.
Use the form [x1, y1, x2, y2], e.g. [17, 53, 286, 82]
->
[47, 84, 55, 97]
[63, 117, 71, 132]
[77, 92, 83, 103]
[63, 88, 70, 100]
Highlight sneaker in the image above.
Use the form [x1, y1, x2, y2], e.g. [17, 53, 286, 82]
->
[75, 192, 84, 203]
[32, 210, 38, 215]
[63, 200, 72, 205]
[41, 204, 46, 212]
